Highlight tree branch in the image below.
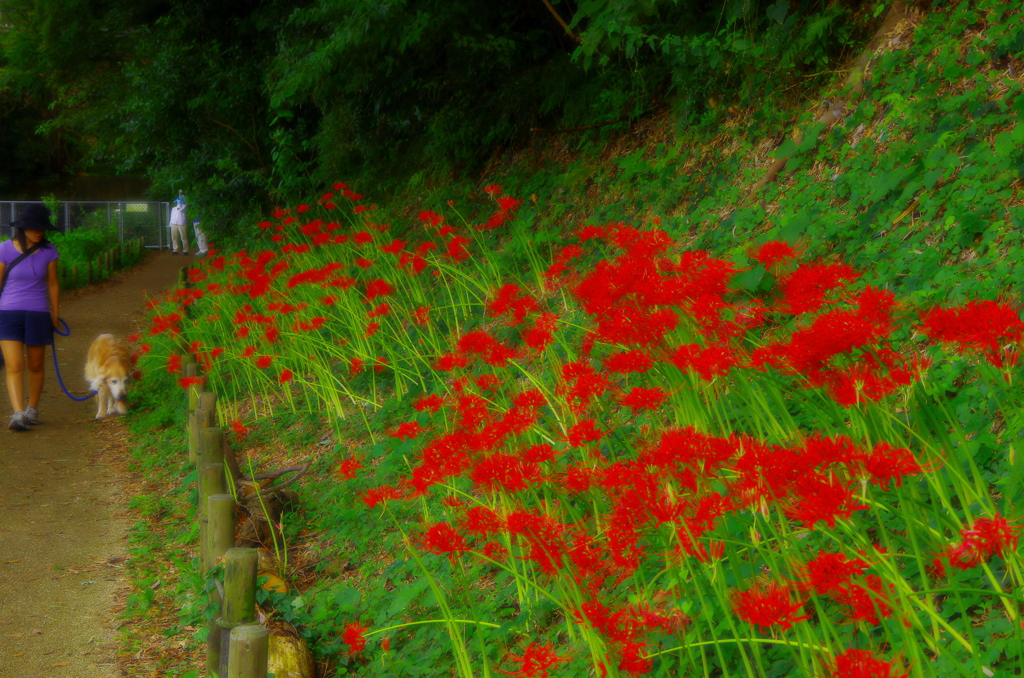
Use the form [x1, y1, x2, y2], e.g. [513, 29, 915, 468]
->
[540, 0, 580, 43]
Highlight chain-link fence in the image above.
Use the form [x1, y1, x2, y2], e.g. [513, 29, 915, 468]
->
[0, 201, 172, 249]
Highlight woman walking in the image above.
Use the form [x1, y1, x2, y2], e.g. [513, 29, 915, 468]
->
[0, 204, 60, 431]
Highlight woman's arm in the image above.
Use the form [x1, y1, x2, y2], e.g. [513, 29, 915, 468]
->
[47, 259, 59, 328]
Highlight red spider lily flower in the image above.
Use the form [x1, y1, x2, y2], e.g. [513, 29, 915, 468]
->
[459, 505, 504, 536]
[353, 204, 369, 213]
[561, 462, 600, 494]
[296, 204, 310, 214]
[828, 649, 907, 678]
[457, 330, 518, 367]
[418, 210, 445, 227]
[730, 581, 809, 633]
[333, 181, 347, 190]
[487, 283, 540, 325]
[279, 369, 293, 384]
[564, 420, 607, 448]
[834, 575, 893, 626]
[265, 326, 279, 343]
[561, 361, 611, 413]
[496, 195, 522, 212]
[380, 637, 391, 652]
[380, 238, 406, 254]
[792, 551, 868, 596]
[521, 313, 559, 352]
[859, 441, 923, 490]
[362, 485, 403, 508]
[471, 453, 544, 492]
[341, 621, 367, 654]
[620, 387, 668, 414]
[476, 373, 502, 392]
[413, 305, 431, 325]
[336, 456, 362, 480]
[576, 224, 606, 241]
[421, 522, 470, 563]
[354, 257, 373, 269]
[936, 513, 1022, 573]
[320, 192, 334, 202]
[776, 261, 860, 315]
[349, 357, 365, 376]
[390, 421, 426, 441]
[127, 333, 139, 343]
[256, 355, 274, 369]
[964, 514, 1021, 559]
[617, 641, 652, 675]
[321, 295, 337, 306]
[670, 343, 736, 381]
[521, 443, 557, 463]
[364, 279, 394, 301]
[178, 376, 203, 390]
[414, 394, 445, 412]
[751, 240, 802, 269]
[783, 473, 868, 529]
[166, 354, 182, 374]
[230, 420, 248, 440]
[364, 322, 380, 338]
[482, 541, 507, 559]
[918, 299, 1024, 368]
[435, 352, 470, 371]
[505, 510, 569, 574]
[446, 235, 472, 262]
[483, 183, 502, 196]
[604, 349, 654, 373]
[501, 643, 569, 678]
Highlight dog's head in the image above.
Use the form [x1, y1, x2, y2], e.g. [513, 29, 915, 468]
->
[91, 363, 132, 401]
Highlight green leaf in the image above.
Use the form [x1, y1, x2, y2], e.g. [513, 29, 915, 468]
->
[766, 0, 788, 24]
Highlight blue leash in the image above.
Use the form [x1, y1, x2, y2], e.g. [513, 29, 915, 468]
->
[52, 319, 98, 402]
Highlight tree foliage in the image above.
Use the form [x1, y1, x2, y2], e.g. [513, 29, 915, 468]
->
[1, 0, 873, 232]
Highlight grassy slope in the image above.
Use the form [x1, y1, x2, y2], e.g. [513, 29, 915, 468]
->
[119, 1, 1024, 676]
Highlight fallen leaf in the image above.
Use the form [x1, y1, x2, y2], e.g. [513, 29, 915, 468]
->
[53, 661, 71, 667]
[5, 560, 20, 564]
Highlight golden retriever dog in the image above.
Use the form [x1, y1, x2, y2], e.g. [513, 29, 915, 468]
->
[85, 334, 132, 419]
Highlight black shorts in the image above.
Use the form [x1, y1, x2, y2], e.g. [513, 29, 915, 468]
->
[0, 310, 54, 345]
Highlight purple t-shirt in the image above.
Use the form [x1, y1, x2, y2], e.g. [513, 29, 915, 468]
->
[0, 239, 59, 313]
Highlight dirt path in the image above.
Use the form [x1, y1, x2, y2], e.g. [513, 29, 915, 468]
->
[0, 252, 184, 677]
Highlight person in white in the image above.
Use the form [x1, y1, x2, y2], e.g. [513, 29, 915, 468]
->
[193, 218, 208, 257]
[168, 191, 189, 254]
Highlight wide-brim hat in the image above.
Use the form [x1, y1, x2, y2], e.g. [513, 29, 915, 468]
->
[11, 204, 59, 231]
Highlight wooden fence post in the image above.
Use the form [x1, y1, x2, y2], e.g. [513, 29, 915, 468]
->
[199, 427, 225, 469]
[214, 548, 259, 678]
[199, 465, 227, 570]
[199, 392, 219, 426]
[207, 493, 236, 573]
[228, 626, 268, 678]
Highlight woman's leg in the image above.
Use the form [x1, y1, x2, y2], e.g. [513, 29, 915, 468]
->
[25, 344, 46, 409]
[1, 340, 25, 411]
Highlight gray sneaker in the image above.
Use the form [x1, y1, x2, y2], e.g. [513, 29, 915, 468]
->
[24, 407, 40, 425]
[8, 411, 29, 431]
